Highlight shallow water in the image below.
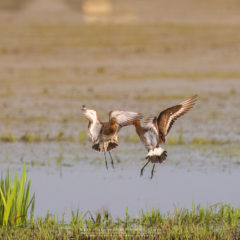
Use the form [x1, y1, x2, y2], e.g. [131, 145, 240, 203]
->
[1, 142, 239, 220]
[30, 163, 240, 219]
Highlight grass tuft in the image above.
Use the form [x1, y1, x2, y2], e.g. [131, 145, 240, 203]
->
[0, 165, 35, 226]
[167, 129, 184, 145]
[1, 133, 17, 142]
[123, 132, 139, 143]
[96, 66, 106, 74]
[78, 131, 87, 144]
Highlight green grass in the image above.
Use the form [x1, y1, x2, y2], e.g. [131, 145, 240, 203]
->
[55, 154, 64, 166]
[78, 130, 87, 144]
[0, 131, 87, 143]
[191, 137, 228, 145]
[96, 66, 106, 74]
[0, 166, 35, 226]
[24, 161, 46, 167]
[167, 129, 185, 145]
[123, 132, 139, 143]
[0, 131, 238, 150]
[1, 133, 17, 142]
[167, 134, 232, 146]
[20, 132, 42, 142]
[0, 204, 239, 239]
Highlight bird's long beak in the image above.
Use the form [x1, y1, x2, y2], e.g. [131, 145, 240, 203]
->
[82, 105, 86, 111]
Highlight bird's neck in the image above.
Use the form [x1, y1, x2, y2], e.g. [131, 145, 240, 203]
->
[89, 118, 96, 124]
[134, 120, 142, 134]
[109, 121, 118, 132]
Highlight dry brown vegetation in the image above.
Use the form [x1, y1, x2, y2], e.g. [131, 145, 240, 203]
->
[0, 0, 29, 10]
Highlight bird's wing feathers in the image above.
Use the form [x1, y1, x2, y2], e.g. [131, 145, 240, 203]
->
[157, 95, 197, 143]
[143, 116, 155, 126]
[82, 108, 101, 143]
[83, 109, 99, 123]
[109, 110, 142, 127]
[89, 121, 102, 143]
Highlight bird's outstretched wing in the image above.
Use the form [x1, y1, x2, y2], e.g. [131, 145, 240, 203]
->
[109, 110, 142, 127]
[157, 95, 197, 143]
[82, 108, 99, 123]
[82, 107, 102, 143]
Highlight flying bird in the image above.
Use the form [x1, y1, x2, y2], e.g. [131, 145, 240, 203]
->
[134, 95, 198, 178]
[82, 105, 142, 169]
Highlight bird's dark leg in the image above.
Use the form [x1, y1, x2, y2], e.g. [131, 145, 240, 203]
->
[150, 164, 155, 179]
[140, 160, 150, 176]
[109, 152, 114, 168]
[103, 150, 108, 170]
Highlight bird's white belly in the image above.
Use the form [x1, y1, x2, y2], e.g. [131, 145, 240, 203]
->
[144, 130, 158, 149]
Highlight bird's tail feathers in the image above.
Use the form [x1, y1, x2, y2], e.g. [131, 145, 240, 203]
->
[92, 143, 100, 152]
[92, 141, 118, 152]
[107, 142, 118, 151]
[146, 147, 167, 163]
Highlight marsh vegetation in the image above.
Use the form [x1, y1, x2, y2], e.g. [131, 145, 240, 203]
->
[1, 204, 240, 239]
[0, 166, 35, 226]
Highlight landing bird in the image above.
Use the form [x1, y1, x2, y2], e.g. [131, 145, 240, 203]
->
[134, 95, 198, 178]
[82, 105, 142, 169]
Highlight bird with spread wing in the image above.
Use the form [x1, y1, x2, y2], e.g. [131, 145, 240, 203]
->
[133, 95, 197, 178]
[82, 105, 142, 169]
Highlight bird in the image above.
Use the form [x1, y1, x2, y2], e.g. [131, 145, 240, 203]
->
[133, 95, 198, 178]
[82, 105, 142, 169]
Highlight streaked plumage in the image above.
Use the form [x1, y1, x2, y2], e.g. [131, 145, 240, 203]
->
[82, 105, 142, 169]
[134, 95, 198, 178]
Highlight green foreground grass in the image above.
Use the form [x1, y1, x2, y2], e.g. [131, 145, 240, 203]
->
[0, 205, 240, 239]
[0, 166, 35, 227]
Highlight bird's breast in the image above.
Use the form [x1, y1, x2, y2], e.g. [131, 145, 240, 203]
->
[102, 123, 118, 136]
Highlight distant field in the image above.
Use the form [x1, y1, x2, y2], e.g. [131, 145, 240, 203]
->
[0, 0, 29, 10]
[0, 18, 240, 135]
[1, 0, 240, 23]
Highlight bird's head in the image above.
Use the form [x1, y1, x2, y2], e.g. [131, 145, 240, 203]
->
[82, 105, 87, 111]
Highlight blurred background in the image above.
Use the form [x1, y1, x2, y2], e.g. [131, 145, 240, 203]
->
[0, 0, 240, 217]
[0, 0, 240, 134]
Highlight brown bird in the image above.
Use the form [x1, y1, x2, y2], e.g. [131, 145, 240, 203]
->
[134, 95, 198, 178]
[82, 105, 142, 169]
